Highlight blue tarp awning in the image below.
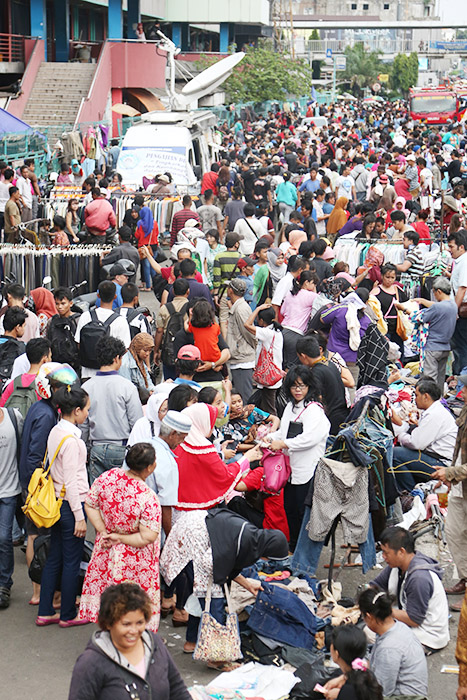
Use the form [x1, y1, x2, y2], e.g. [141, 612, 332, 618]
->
[0, 107, 41, 136]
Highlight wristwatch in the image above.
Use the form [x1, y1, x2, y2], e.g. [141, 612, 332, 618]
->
[211, 362, 216, 370]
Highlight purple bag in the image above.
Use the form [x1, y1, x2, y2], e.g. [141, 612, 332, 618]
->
[260, 449, 291, 494]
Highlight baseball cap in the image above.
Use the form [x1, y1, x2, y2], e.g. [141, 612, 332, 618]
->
[225, 232, 244, 247]
[110, 263, 130, 277]
[406, 154, 416, 162]
[228, 278, 247, 295]
[272, 155, 281, 163]
[162, 410, 192, 434]
[177, 344, 201, 361]
[237, 256, 256, 269]
[379, 174, 388, 183]
[458, 375, 467, 387]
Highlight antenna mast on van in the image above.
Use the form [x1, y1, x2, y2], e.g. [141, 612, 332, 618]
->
[156, 30, 181, 110]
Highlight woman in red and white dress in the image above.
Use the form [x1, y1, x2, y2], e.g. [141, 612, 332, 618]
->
[78, 443, 161, 631]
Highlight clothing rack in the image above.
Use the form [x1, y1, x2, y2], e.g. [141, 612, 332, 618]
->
[333, 239, 405, 274]
[0, 244, 110, 293]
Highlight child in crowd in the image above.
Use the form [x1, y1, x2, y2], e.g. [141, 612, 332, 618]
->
[223, 390, 280, 453]
[323, 624, 384, 699]
[186, 299, 221, 365]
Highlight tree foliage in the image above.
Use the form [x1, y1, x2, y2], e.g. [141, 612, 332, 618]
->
[309, 29, 320, 41]
[341, 43, 384, 95]
[197, 40, 312, 103]
[390, 52, 419, 96]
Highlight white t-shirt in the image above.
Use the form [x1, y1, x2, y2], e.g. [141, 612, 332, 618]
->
[271, 272, 294, 306]
[0, 182, 10, 213]
[16, 175, 32, 208]
[255, 326, 284, 389]
[234, 217, 267, 256]
[420, 167, 433, 194]
[313, 200, 326, 237]
[195, 238, 210, 285]
[75, 307, 131, 378]
[336, 175, 355, 200]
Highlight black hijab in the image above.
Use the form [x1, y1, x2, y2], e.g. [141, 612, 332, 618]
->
[205, 508, 289, 585]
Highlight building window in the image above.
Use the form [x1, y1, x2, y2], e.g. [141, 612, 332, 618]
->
[351, 3, 357, 8]
[363, 3, 369, 8]
[383, 3, 389, 8]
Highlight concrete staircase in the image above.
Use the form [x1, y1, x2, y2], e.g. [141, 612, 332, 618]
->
[22, 62, 96, 141]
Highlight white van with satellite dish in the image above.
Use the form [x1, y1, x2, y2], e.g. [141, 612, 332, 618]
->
[117, 33, 244, 191]
[300, 116, 328, 129]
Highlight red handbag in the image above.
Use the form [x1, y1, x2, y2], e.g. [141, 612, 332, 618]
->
[252, 335, 286, 387]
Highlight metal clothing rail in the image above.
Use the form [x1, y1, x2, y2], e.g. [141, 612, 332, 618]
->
[0, 244, 111, 293]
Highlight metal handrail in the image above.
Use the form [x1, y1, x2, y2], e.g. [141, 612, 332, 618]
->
[0, 32, 25, 63]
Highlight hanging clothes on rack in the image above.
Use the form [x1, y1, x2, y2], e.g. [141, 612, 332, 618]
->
[0, 244, 110, 293]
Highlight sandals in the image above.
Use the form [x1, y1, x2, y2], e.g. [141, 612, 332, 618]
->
[35, 615, 60, 626]
[206, 661, 242, 672]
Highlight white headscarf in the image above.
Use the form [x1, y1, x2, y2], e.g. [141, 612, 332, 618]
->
[146, 393, 170, 436]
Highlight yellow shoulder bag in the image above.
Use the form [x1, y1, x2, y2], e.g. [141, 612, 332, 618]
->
[22, 435, 72, 529]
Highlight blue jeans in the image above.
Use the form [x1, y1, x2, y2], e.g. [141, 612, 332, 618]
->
[89, 443, 127, 483]
[140, 257, 155, 289]
[0, 496, 18, 590]
[38, 501, 86, 621]
[451, 318, 467, 375]
[291, 505, 377, 576]
[392, 446, 445, 492]
[186, 596, 226, 644]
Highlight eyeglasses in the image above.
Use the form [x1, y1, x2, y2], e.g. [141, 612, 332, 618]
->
[291, 382, 307, 390]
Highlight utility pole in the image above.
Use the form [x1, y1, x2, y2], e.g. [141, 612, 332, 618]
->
[289, 0, 295, 59]
[332, 56, 336, 103]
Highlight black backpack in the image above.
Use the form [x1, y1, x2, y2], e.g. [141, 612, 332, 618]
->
[152, 273, 169, 302]
[161, 302, 188, 367]
[78, 309, 119, 369]
[121, 307, 143, 340]
[47, 314, 80, 369]
[0, 337, 25, 392]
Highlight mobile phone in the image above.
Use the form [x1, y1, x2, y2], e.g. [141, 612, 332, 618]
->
[313, 684, 326, 694]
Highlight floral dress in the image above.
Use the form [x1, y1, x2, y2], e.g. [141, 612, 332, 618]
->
[78, 469, 161, 631]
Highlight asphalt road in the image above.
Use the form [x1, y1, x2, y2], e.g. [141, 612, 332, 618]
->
[1, 538, 462, 700]
[1, 288, 461, 699]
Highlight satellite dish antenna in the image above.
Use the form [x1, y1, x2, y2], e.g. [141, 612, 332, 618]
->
[154, 30, 244, 110]
[181, 52, 245, 97]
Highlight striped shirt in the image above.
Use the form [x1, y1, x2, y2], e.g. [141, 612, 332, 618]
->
[212, 250, 241, 293]
[406, 244, 425, 277]
[170, 208, 200, 245]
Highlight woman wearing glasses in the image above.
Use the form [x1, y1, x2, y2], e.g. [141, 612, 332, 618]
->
[264, 366, 330, 550]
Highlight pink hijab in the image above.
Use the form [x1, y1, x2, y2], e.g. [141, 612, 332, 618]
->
[394, 196, 410, 219]
[181, 403, 218, 451]
[288, 229, 307, 251]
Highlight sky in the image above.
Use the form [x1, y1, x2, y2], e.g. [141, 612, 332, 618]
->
[439, 0, 467, 25]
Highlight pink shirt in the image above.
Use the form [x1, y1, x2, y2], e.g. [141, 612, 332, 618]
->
[0, 372, 37, 407]
[281, 289, 317, 335]
[84, 198, 117, 234]
[48, 419, 89, 521]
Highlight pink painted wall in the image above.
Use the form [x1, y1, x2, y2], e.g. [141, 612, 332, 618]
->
[111, 87, 123, 139]
[76, 41, 167, 131]
[76, 41, 112, 125]
[110, 42, 166, 89]
[8, 39, 44, 119]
